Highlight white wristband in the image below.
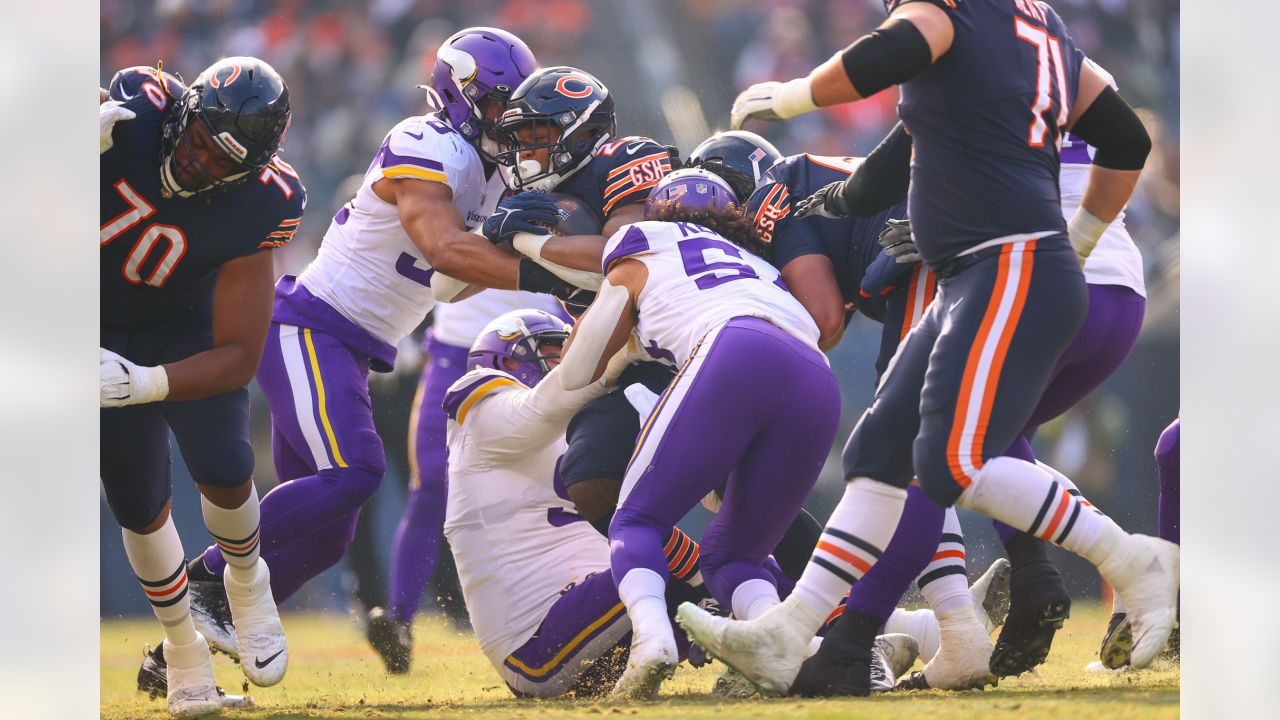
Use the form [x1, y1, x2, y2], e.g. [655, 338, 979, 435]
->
[774, 77, 818, 119]
[512, 231, 550, 262]
[1067, 208, 1109, 262]
[133, 364, 170, 404]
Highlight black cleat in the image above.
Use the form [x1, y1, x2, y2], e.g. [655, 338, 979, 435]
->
[189, 580, 239, 659]
[137, 643, 168, 699]
[787, 611, 884, 697]
[990, 534, 1070, 677]
[366, 607, 412, 674]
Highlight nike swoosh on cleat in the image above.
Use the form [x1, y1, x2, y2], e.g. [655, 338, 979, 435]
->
[254, 649, 285, 669]
[404, 131, 424, 140]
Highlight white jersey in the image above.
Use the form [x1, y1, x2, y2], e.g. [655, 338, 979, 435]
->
[441, 367, 613, 671]
[431, 291, 565, 349]
[1059, 59, 1145, 297]
[296, 114, 507, 346]
[601, 220, 821, 366]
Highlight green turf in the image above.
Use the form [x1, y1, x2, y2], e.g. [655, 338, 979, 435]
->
[101, 602, 1177, 719]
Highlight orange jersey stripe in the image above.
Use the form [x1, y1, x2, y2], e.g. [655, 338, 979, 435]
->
[816, 540, 872, 575]
[607, 152, 669, 179]
[663, 529, 680, 556]
[900, 265, 922, 341]
[674, 547, 700, 578]
[603, 178, 661, 215]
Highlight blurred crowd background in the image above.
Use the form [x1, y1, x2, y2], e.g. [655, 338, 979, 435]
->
[101, 0, 1180, 618]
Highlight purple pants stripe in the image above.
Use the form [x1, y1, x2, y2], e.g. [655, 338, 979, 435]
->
[1155, 417, 1179, 544]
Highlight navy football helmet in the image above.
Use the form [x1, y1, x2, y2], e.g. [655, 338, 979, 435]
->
[685, 131, 783, 204]
[160, 56, 291, 197]
[495, 66, 617, 192]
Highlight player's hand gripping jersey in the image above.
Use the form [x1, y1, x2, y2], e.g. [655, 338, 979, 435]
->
[899, 0, 1083, 262]
[441, 367, 614, 670]
[601, 221, 820, 365]
[101, 67, 306, 331]
[277, 115, 505, 366]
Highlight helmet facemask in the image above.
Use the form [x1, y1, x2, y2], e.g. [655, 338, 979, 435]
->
[495, 105, 611, 192]
[159, 85, 278, 198]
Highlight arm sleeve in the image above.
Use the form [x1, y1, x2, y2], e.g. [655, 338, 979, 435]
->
[450, 368, 613, 456]
[838, 122, 912, 215]
[1067, 85, 1151, 172]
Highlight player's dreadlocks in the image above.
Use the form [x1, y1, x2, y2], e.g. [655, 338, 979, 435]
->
[647, 202, 772, 262]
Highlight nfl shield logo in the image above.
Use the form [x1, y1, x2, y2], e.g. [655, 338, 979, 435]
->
[696, 183, 708, 194]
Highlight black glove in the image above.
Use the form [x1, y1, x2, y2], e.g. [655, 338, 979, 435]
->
[516, 257, 574, 295]
[482, 191, 561, 245]
[793, 180, 851, 220]
[877, 218, 920, 264]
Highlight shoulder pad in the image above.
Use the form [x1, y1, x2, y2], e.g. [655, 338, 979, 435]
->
[802, 154, 860, 176]
[443, 368, 527, 423]
[594, 136, 673, 217]
[376, 116, 474, 186]
[109, 67, 184, 113]
[602, 223, 658, 274]
[256, 156, 308, 249]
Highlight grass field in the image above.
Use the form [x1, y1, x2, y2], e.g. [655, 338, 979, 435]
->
[101, 602, 1178, 719]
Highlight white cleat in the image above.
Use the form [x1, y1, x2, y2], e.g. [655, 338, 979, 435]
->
[1099, 535, 1179, 670]
[610, 636, 677, 700]
[187, 581, 239, 658]
[711, 665, 760, 698]
[164, 635, 222, 718]
[1084, 660, 1128, 674]
[874, 633, 920, 687]
[224, 559, 288, 687]
[897, 605, 995, 691]
[674, 599, 810, 696]
[970, 557, 1013, 634]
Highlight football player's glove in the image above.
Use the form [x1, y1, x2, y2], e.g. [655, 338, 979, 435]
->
[100, 348, 169, 407]
[878, 218, 920, 264]
[100, 101, 136, 154]
[482, 192, 560, 246]
[729, 77, 817, 130]
[793, 180, 852, 220]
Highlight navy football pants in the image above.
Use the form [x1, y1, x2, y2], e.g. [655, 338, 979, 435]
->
[100, 315, 254, 530]
[844, 236, 1087, 506]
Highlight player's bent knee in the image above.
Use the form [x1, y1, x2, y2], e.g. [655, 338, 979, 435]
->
[1155, 423, 1179, 467]
[912, 446, 966, 509]
[321, 465, 384, 507]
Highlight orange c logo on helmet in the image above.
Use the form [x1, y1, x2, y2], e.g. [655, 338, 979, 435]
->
[209, 63, 242, 89]
[554, 75, 593, 99]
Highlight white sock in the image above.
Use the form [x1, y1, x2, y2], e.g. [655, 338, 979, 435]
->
[1037, 461, 1108, 518]
[122, 517, 198, 647]
[957, 456, 1126, 568]
[885, 607, 940, 663]
[201, 484, 262, 581]
[731, 578, 780, 620]
[787, 479, 907, 636]
[617, 568, 674, 651]
[917, 508, 971, 617]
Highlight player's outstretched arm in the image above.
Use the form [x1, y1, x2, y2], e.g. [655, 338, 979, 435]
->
[380, 177, 522, 290]
[559, 260, 646, 390]
[1063, 61, 1152, 262]
[781, 255, 849, 351]
[794, 122, 913, 220]
[162, 250, 276, 401]
[730, 2, 953, 129]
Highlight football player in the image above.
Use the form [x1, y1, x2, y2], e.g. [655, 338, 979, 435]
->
[556, 169, 840, 698]
[100, 57, 303, 716]
[148, 27, 585, 683]
[678, 0, 1176, 695]
[440, 309, 710, 698]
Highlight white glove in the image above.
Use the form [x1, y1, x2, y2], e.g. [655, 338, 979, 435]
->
[100, 348, 169, 407]
[100, 100, 136, 154]
[730, 77, 818, 130]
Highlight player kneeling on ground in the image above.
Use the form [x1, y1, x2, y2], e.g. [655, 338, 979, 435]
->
[441, 310, 706, 698]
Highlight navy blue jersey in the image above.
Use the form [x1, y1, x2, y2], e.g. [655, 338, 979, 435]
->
[897, 0, 1083, 262]
[745, 153, 909, 319]
[553, 135, 672, 220]
[100, 67, 307, 331]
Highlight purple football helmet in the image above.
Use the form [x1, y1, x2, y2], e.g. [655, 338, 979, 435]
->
[644, 168, 739, 218]
[468, 309, 572, 387]
[425, 27, 537, 160]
